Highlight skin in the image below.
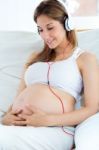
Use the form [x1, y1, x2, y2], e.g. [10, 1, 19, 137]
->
[2, 15, 99, 127]
[37, 15, 74, 57]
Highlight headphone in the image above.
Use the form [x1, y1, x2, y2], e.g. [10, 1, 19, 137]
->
[57, 0, 75, 31]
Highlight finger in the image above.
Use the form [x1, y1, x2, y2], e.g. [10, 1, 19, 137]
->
[10, 114, 24, 121]
[12, 120, 27, 126]
[11, 109, 23, 115]
[14, 116, 25, 121]
[18, 114, 28, 120]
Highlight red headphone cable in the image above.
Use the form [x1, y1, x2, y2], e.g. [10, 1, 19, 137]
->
[46, 62, 74, 137]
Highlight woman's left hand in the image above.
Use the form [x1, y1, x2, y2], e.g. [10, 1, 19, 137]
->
[13, 105, 49, 127]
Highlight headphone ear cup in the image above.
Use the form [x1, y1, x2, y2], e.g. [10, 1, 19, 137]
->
[65, 17, 74, 31]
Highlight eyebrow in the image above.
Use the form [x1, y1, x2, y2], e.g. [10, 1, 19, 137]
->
[37, 23, 53, 28]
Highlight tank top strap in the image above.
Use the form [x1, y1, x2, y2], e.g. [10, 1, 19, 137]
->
[72, 47, 86, 59]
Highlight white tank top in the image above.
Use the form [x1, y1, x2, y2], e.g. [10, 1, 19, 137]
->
[24, 47, 85, 102]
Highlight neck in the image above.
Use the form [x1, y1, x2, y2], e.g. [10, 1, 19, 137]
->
[55, 42, 74, 60]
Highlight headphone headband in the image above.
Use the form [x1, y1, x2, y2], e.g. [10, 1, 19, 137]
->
[56, 0, 75, 31]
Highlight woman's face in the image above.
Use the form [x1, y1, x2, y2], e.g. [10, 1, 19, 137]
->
[37, 15, 67, 49]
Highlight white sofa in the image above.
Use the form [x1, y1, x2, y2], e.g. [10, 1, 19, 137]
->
[0, 29, 99, 149]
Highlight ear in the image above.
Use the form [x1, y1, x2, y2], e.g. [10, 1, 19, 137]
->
[65, 16, 75, 31]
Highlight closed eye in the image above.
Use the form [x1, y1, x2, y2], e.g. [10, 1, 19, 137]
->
[37, 27, 54, 34]
[47, 27, 54, 30]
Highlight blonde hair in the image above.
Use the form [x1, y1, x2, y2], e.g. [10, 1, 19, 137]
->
[26, 0, 78, 68]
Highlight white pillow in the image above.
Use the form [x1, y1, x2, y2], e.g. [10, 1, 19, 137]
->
[0, 31, 43, 114]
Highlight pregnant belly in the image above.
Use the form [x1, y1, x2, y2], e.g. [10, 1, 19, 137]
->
[12, 83, 75, 115]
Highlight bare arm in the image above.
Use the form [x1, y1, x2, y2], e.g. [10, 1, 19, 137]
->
[46, 52, 99, 126]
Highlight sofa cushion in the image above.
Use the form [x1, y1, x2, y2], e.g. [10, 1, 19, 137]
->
[0, 31, 43, 114]
[77, 29, 99, 59]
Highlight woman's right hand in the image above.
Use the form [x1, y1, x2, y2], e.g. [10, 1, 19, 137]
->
[1, 109, 23, 125]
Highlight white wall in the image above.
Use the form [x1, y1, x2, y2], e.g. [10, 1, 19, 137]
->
[0, 0, 42, 32]
[0, 0, 99, 32]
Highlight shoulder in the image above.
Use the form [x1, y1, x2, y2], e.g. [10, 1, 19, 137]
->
[79, 51, 97, 61]
[77, 50, 99, 70]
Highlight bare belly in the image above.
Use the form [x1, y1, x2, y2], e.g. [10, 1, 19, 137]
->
[12, 83, 75, 115]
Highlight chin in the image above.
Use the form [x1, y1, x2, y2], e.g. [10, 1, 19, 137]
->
[48, 43, 58, 49]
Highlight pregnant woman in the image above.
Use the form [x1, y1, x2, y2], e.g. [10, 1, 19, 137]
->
[0, 0, 99, 150]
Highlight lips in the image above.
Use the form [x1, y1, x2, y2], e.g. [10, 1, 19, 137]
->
[46, 39, 54, 45]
